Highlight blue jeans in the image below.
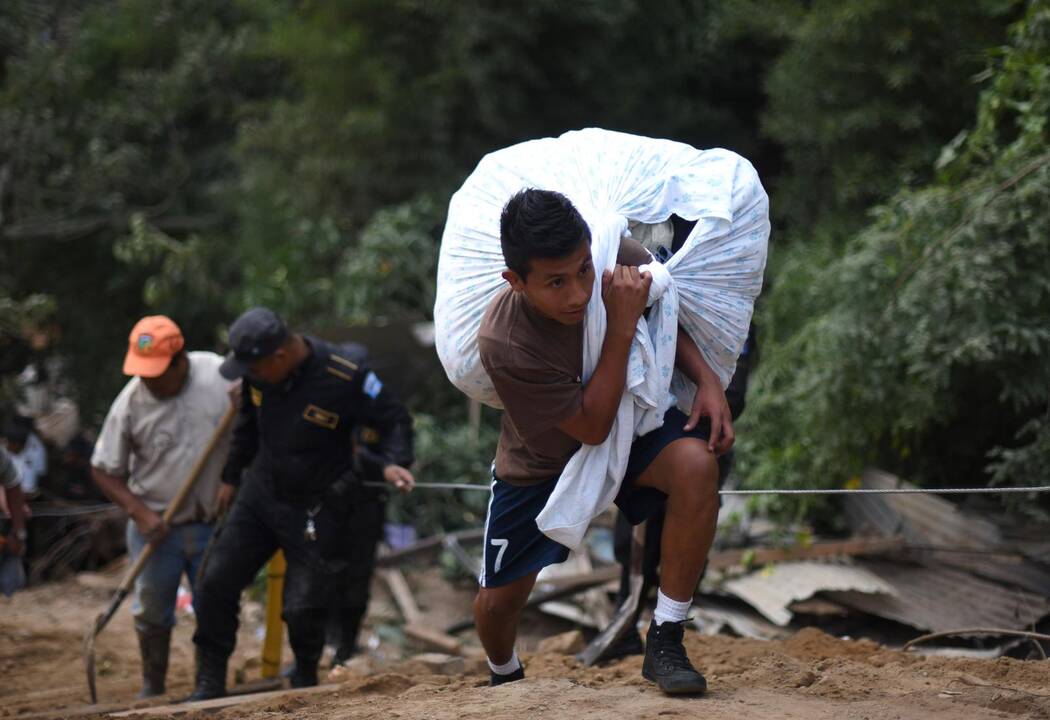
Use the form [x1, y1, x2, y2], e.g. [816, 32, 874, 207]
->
[126, 520, 213, 629]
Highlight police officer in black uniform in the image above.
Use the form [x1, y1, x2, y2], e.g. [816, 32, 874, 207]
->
[189, 307, 415, 699]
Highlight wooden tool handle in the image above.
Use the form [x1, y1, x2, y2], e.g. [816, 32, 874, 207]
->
[116, 403, 237, 593]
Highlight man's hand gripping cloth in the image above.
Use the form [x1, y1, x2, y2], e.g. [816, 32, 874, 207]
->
[434, 128, 770, 550]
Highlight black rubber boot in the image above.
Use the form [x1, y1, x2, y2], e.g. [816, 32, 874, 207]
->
[332, 604, 367, 667]
[489, 666, 525, 686]
[285, 610, 325, 688]
[641, 620, 707, 695]
[135, 623, 171, 699]
[289, 663, 319, 689]
[187, 645, 228, 701]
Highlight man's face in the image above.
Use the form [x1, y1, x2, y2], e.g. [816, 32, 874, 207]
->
[248, 348, 292, 385]
[504, 241, 594, 325]
[141, 354, 188, 399]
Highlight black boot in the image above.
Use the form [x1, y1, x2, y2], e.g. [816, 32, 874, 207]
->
[187, 645, 228, 701]
[289, 662, 319, 689]
[135, 623, 171, 698]
[332, 604, 367, 667]
[285, 610, 324, 688]
[641, 620, 707, 695]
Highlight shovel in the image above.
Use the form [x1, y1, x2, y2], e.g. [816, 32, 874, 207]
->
[83, 403, 236, 703]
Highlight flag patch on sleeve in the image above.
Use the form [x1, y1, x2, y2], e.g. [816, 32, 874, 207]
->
[363, 371, 383, 399]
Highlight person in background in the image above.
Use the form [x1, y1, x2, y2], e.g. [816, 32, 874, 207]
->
[3, 415, 47, 496]
[91, 316, 234, 698]
[190, 308, 415, 699]
[0, 444, 29, 571]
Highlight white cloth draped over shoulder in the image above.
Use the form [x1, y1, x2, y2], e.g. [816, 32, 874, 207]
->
[434, 128, 770, 550]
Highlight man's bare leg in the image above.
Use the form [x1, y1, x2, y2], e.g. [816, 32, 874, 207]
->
[636, 437, 719, 598]
[474, 571, 538, 682]
[633, 436, 719, 693]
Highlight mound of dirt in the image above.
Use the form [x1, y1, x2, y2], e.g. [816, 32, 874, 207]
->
[5, 575, 1050, 720]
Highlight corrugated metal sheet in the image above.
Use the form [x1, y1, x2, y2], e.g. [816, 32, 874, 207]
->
[827, 560, 1050, 633]
[844, 469, 1050, 595]
[724, 560, 895, 626]
[693, 596, 790, 640]
[845, 469, 1002, 546]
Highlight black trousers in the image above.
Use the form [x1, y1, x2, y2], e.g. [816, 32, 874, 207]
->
[192, 474, 384, 670]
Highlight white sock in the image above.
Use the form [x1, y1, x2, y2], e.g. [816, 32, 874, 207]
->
[653, 588, 692, 625]
[487, 649, 521, 675]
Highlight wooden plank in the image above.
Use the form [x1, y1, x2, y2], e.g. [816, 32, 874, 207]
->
[538, 601, 601, 629]
[379, 568, 463, 654]
[405, 623, 463, 655]
[109, 682, 332, 717]
[577, 550, 614, 628]
[379, 568, 423, 624]
[708, 536, 904, 570]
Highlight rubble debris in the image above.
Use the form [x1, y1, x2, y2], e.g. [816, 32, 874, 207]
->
[724, 560, 895, 626]
[692, 596, 791, 640]
[827, 560, 1050, 634]
[845, 469, 1050, 595]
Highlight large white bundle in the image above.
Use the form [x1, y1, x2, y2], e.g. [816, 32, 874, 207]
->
[435, 128, 769, 550]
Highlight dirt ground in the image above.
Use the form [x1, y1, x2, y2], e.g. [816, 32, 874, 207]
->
[3, 572, 1050, 720]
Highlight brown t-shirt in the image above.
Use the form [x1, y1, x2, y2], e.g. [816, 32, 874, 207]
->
[479, 289, 585, 485]
[478, 237, 652, 486]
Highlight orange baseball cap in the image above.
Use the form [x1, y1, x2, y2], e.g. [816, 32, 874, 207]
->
[123, 316, 185, 377]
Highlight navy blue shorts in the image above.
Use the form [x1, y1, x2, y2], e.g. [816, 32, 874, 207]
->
[480, 407, 711, 587]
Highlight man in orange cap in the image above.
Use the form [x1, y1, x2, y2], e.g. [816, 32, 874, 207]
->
[90, 316, 235, 698]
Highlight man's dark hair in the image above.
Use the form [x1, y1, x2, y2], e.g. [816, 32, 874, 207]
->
[2, 415, 31, 444]
[500, 189, 591, 278]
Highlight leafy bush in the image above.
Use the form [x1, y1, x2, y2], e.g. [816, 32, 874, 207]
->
[740, 2, 1050, 525]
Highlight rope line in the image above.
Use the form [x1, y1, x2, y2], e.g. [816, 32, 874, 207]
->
[371, 482, 1050, 496]
[6, 483, 1048, 520]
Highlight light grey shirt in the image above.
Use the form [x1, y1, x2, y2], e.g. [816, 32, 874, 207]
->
[91, 351, 233, 524]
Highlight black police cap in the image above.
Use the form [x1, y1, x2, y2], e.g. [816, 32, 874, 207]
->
[219, 307, 289, 379]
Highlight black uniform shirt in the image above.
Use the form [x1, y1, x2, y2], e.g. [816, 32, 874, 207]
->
[221, 337, 413, 502]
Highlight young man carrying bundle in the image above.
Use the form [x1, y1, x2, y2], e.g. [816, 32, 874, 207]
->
[474, 189, 734, 694]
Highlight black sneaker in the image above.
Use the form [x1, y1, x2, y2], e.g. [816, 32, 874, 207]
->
[642, 620, 707, 695]
[489, 666, 525, 686]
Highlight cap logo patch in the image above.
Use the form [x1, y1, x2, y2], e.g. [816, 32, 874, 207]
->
[137, 334, 154, 352]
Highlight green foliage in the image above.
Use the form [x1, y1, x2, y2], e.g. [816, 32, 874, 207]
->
[236, 0, 780, 228]
[0, 0, 282, 420]
[333, 196, 443, 325]
[740, 2, 1050, 525]
[760, 0, 1020, 239]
